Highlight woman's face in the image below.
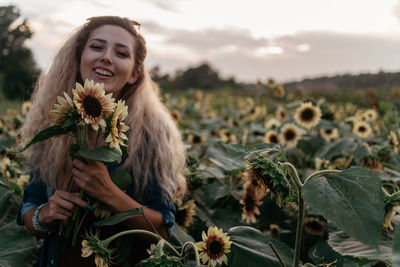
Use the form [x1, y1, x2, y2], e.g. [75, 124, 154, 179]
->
[80, 25, 137, 96]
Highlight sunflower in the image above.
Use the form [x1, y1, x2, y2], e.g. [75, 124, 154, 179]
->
[320, 128, 339, 143]
[21, 101, 32, 115]
[196, 226, 232, 267]
[264, 118, 281, 129]
[49, 92, 75, 125]
[294, 102, 322, 130]
[81, 233, 112, 267]
[314, 157, 332, 170]
[275, 106, 287, 121]
[93, 201, 111, 219]
[269, 224, 280, 237]
[105, 100, 129, 153]
[280, 123, 301, 148]
[175, 199, 196, 231]
[352, 121, 372, 139]
[73, 79, 116, 131]
[362, 109, 378, 121]
[273, 85, 286, 98]
[360, 156, 382, 171]
[264, 130, 280, 144]
[303, 216, 327, 236]
[16, 174, 30, 191]
[187, 133, 206, 145]
[170, 109, 181, 123]
[240, 185, 263, 224]
[383, 205, 400, 231]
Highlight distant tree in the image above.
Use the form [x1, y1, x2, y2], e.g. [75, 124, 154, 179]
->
[174, 62, 222, 90]
[0, 5, 40, 100]
[150, 65, 172, 91]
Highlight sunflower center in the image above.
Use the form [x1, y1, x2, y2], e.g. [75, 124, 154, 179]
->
[358, 126, 366, 132]
[174, 209, 187, 226]
[324, 129, 332, 135]
[193, 136, 202, 144]
[300, 108, 315, 122]
[245, 195, 255, 211]
[269, 134, 278, 144]
[284, 129, 296, 141]
[83, 96, 102, 117]
[209, 239, 223, 255]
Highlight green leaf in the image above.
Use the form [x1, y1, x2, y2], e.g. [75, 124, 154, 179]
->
[228, 226, 294, 267]
[204, 180, 230, 206]
[78, 146, 122, 163]
[94, 207, 144, 226]
[208, 143, 278, 171]
[328, 228, 392, 264]
[0, 137, 14, 153]
[19, 125, 70, 152]
[302, 167, 385, 248]
[110, 170, 132, 190]
[315, 137, 357, 160]
[393, 225, 400, 266]
[0, 222, 40, 267]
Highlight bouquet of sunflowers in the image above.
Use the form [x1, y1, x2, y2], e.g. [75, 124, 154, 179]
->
[22, 79, 130, 245]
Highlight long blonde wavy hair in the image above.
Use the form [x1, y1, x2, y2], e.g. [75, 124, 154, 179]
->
[20, 16, 187, 202]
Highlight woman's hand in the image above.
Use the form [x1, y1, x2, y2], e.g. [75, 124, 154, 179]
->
[71, 158, 117, 202]
[38, 190, 87, 226]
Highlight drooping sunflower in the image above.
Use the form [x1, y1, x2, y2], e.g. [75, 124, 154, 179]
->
[280, 123, 301, 148]
[81, 234, 112, 267]
[175, 199, 196, 231]
[294, 102, 322, 130]
[196, 226, 232, 267]
[73, 79, 116, 131]
[240, 185, 263, 224]
[105, 100, 129, 153]
[275, 106, 287, 122]
[264, 130, 280, 144]
[320, 128, 339, 143]
[93, 200, 111, 219]
[49, 92, 75, 125]
[352, 121, 372, 139]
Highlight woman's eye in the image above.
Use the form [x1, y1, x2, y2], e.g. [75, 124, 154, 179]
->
[89, 44, 102, 50]
[116, 51, 128, 57]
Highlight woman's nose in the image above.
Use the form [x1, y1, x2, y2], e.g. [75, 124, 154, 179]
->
[100, 48, 113, 64]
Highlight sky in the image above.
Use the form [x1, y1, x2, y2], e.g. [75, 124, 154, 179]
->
[2, 0, 400, 83]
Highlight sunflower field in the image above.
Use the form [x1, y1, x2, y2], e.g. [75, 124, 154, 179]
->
[2, 83, 400, 266]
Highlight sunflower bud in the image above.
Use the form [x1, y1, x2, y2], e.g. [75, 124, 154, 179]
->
[246, 155, 293, 207]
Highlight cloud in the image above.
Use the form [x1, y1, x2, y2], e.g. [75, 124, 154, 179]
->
[144, 22, 400, 82]
[145, 0, 181, 13]
[392, 0, 400, 23]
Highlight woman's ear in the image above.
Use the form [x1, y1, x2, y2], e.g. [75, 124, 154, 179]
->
[128, 72, 138, 85]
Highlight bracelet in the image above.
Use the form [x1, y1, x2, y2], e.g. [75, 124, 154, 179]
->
[32, 203, 51, 232]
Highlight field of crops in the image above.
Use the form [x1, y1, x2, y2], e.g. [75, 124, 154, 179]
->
[1, 84, 400, 266]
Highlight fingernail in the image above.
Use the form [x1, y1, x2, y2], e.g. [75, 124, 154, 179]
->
[85, 204, 94, 211]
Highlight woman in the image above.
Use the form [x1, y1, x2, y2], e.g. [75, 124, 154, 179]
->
[18, 16, 187, 266]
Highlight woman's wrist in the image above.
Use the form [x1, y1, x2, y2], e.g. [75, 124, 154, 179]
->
[32, 203, 52, 232]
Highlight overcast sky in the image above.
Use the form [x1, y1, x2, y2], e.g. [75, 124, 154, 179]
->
[2, 0, 400, 83]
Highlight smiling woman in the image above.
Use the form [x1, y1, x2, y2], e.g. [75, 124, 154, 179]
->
[17, 16, 187, 267]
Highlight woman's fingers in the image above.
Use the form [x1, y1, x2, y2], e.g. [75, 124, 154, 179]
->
[39, 190, 88, 225]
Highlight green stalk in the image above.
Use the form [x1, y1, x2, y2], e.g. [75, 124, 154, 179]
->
[268, 242, 286, 267]
[101, 229, 181, 257]
[304, 170, 341, 184]
[279, 162, 303, 267]
[182, 241, 200, 266]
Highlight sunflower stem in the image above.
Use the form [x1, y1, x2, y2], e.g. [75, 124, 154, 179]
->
[267, 242, 286, 267]
[303, 169, 341, 185]
[279, 162, 303, 267]
[101, 229, 181, 256]
[182, 241, 200, 266]
[94, 129, 100, 148]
